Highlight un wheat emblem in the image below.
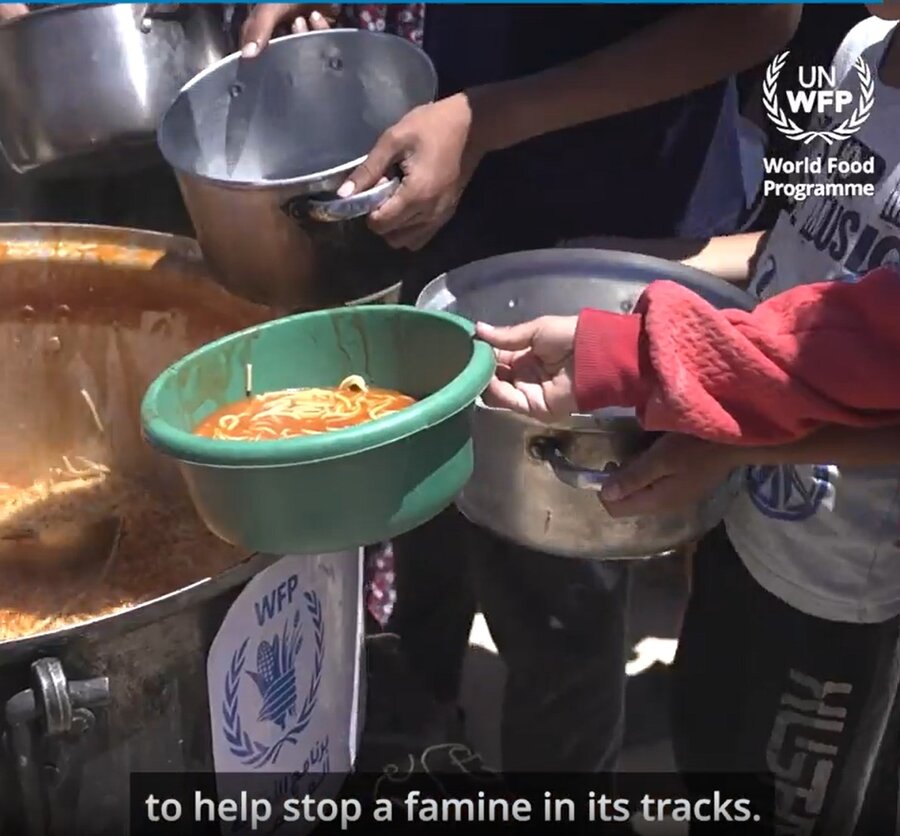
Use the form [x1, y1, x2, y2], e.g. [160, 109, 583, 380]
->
[763, 51, 875, 145]
[221, 590, 325, 769]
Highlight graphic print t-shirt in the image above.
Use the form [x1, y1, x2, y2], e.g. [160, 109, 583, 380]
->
[725, 17, 900, 623]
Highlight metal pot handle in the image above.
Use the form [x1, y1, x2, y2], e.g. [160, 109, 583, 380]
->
[5, 657, 110, 836]
[306, 178, 400, 223]
[529, 437, 617, 492]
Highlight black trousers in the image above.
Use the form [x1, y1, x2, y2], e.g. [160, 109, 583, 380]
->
[385, 199, 630, 773]
[673, 526, 900, 835]
[389, 506, 629, 773]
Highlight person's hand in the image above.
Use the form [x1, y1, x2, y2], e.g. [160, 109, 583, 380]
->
[600, 434, 740, 518]
[0, 4, 29, 22]
[338, 94, 485, 251]
[240, 4, 336, 57]
[475, 317, 578, 423]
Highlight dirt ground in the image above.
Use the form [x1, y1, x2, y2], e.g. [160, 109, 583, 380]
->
[459, 556, 687, 772]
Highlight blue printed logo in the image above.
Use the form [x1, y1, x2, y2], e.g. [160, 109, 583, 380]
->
[222, 588, 324, 769]
[746, 464, 837, 522]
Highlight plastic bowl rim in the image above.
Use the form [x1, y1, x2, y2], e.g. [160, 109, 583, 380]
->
[140, 305, 496, 467]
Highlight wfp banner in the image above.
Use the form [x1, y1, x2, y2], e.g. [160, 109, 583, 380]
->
[131, 772, 776, 835]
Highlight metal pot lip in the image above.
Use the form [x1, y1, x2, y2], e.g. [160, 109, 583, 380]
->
[0, 221, 208, 272]
[342, 281, 403, 306]
[0, 550, 277, 659]
[158, 29, 438, 192]
[475, 399, 640, 431]
[171, 149, 365, 195]
[416, 248, 756, 314]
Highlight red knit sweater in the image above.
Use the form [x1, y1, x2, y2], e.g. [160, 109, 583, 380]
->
[573, 266, 900, 445]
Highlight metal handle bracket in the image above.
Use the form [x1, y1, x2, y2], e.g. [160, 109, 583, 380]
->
[306, 177, 400, 223]
[4, 658, 110, 836]
[529, 437, 618, 492]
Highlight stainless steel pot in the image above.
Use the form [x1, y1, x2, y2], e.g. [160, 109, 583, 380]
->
[416, 249, 756, 560]
[0, 4, 232, 178]
[157, 29, 436, 311]
[0, 225, 364, 835]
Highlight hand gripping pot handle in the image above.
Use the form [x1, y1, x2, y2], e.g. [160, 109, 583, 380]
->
[306, 177, 400, 223]
[529, 436, 618, 492]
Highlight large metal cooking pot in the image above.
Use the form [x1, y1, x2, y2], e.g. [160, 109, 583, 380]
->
[158, 29, 436, 311]
[0, 225, 364, 836]
[0, 4, 232, 178]
[416, 249, 756, 560]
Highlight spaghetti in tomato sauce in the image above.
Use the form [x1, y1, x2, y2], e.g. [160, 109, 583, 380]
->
[193, 375, 416, 441]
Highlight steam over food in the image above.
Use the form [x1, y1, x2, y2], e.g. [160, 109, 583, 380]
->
[193, 375, 416, 441]
[0, 457, 247, 641]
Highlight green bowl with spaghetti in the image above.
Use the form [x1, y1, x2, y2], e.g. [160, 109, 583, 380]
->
[140, 305, 496, 555]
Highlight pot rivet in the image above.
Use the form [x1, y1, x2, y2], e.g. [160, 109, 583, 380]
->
[140, 17, 152, 33]
[327, 56, 343, 71]
[229, 83, 243, 99]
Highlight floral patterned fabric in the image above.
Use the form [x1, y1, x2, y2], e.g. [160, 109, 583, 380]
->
[339, 5, 425, 46]
[364, 541, 396, 628]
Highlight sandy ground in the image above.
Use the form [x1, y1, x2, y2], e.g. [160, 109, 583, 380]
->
[458, 557, 685, 772]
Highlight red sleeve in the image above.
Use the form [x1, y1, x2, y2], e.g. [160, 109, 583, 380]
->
[573, 266, 900, 445]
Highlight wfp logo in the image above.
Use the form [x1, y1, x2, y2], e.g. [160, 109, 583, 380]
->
[763, 51, 874, 145]
[746, 464, 837, 523]
[222, 582, 325, 769]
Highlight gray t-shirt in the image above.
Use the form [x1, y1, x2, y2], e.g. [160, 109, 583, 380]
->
[726, 16, 900, 623]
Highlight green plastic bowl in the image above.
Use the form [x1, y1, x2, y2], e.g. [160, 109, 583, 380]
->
[140, 305, 496, 554]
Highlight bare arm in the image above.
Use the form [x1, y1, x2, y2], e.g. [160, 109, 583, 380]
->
[601, 423, 900, 516]
[564, 231, 768, 285]
[730, 424, 900, 469]
[470, 5, 801, 154]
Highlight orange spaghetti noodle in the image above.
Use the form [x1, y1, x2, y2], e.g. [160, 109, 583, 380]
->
[0, 458, 247, 642]
[193, 375, 416, 441]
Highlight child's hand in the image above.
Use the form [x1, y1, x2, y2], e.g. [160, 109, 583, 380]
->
[240, 4, 336, 57]
[0, 4, 28, 22]
[339, 94, 485, 251]
[475, 317, 578, 423]
[601, 434, 739, 518]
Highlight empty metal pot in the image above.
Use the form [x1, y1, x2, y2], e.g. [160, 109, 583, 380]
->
[0, 4, 232, 178]
[158, 29, 437, 311]
[417, 249, 756, 560]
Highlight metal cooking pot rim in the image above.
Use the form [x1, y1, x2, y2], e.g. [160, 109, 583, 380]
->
[0, 551, 275, 657]
[157, 29, 438, 191]
[475, 397, 638, 429]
